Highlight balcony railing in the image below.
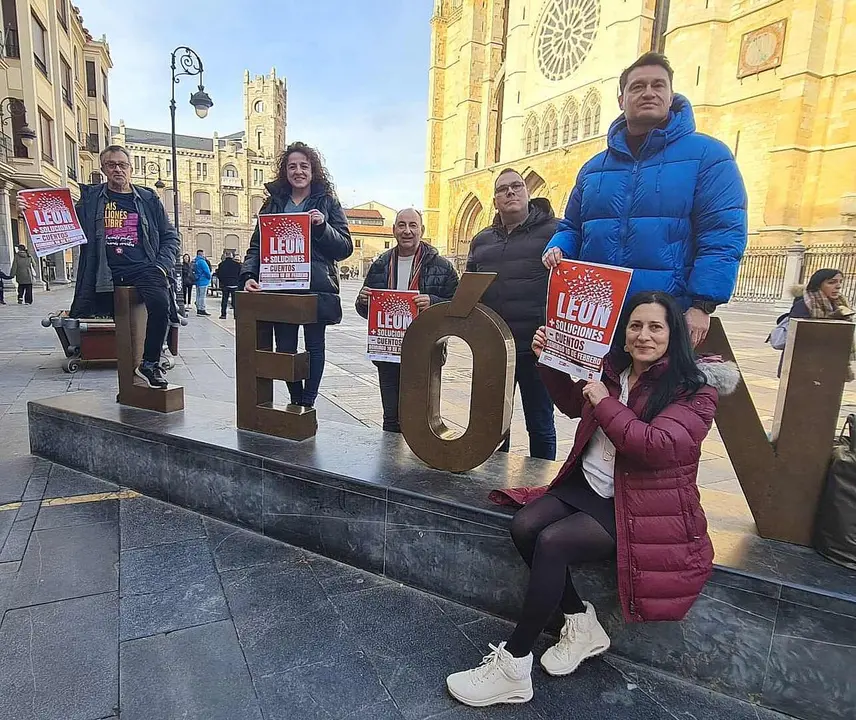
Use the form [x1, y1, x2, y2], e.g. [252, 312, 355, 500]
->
[221, 176, 242, 189]
[195, 209, 211, 216]
[67, 166, 77, 181]
[2, 28, 19, 59]
[86, 134, 99, 153]
[34, 54, 48, 78]
[62, 86, 72, 108]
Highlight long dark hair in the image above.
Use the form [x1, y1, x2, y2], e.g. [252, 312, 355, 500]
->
[614, 291, 707, 421]
[806, 268, 843, 293]
[275, 141, 337, 198]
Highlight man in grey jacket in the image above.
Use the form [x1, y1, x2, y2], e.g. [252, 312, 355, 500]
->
[21, 146, 179, 388]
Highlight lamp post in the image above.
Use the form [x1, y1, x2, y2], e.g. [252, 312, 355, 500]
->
[169, 46, 213, 314]
[0, 97, 37, 159]
[144, 160, 165, 191]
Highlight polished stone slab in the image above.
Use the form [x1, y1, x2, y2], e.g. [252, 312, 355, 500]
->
[0, 592, 118, 720]
[28, 392, 856, 720]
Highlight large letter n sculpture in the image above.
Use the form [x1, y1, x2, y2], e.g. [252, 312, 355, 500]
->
[235, 291, 318, 441]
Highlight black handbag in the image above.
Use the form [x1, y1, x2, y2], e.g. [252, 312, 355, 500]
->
[814, 414, 856, 569]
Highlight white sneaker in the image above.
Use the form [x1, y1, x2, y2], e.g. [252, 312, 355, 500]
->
[540, 601, 611, 676]
[446, 642, 534, 707]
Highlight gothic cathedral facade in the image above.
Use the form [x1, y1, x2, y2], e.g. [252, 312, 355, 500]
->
[113, 69, 287, 261]
[424, 0, 856, 259]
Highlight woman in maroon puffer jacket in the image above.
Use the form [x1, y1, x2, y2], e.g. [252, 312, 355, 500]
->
[447, 291, 738, 709]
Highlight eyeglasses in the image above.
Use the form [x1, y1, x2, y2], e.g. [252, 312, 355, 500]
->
[494, 181, 526, 196]
[103, 161, 130, 170]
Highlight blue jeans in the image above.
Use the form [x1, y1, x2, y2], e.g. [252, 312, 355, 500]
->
[195, 284, 208, 312]
[273, 323, 327, 407]
[500, 351, 557, 461]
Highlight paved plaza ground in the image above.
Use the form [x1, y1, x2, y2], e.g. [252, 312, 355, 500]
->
[0, 280, 831, 719]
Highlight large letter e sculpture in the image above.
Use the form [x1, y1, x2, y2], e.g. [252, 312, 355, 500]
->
[235, 291, 318, 441]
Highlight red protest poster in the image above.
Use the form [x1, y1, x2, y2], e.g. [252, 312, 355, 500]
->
[367, 289, 419, 363]
[259, 213, 312, 290]
[540, 260, 634, 381]
[18, 188, 87, 258]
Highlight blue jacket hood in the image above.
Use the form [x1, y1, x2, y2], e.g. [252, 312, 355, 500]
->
[607, 94, 696, 159]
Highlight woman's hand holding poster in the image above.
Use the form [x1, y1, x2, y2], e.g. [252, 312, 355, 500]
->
[259, 213, 311, 290]
[540, 260, 634, 381]
[366, 289, 419, 363]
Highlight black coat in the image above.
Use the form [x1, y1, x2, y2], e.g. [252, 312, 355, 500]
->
[240, 180, 353, 325]
[215, 258, 242, 287]
[466, 198, 557, 352]
[355, 242, 459, 319]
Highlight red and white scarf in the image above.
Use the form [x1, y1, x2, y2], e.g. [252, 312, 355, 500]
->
[387, 243, 424, 291]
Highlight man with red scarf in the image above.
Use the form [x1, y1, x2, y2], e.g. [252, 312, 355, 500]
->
[356, 208, 459, 432]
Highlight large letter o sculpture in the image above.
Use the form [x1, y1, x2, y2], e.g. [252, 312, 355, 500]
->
[399, 273, 516, 473]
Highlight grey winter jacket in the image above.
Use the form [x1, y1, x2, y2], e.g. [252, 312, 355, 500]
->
[71, 183, 178, 318]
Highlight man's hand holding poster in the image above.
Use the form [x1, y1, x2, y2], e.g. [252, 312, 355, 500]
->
[18, 188, 87, 257]
[259, 213, 311, 290]
[367, 289, 419, 363]
[540, 260, 634, 381]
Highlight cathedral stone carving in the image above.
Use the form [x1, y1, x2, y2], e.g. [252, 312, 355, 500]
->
[536, 0, 601, 81]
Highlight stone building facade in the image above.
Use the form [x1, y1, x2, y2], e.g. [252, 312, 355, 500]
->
[0, 0, 112, 285]
[112, 69, 286, 261]
[424, 0, 856, 258]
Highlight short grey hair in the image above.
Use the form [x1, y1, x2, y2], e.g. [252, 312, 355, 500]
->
[99, 145, 131, 164]
[394, 207, 423, 224]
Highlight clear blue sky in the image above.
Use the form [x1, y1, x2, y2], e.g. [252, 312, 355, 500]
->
[76, 0, 434, 209]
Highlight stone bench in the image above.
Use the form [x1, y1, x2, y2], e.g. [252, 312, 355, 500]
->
[27, 393, 856, 720]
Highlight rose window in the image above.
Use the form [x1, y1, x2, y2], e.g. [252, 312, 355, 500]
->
[536, 0, 601, 81]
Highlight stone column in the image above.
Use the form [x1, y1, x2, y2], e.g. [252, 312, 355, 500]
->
[0, 183, 14, 291]
[50, 250, 68, 283]
[780, 241, 806, 301]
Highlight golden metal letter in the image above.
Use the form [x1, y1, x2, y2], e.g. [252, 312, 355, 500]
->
[399, 273, 516, 472]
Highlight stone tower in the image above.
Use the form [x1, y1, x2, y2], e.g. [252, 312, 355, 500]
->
[243, 68, 287, 162]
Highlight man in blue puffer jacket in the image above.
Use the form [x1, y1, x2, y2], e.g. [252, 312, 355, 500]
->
[543, 52, 747, 346]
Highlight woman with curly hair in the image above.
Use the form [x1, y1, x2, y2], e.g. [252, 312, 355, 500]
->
[241, 141, 353, 407]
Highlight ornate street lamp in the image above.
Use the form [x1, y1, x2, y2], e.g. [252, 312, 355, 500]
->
[169, 46, 213, 313]
[0, 97, 37, 154]
[144, 160, 165, 190]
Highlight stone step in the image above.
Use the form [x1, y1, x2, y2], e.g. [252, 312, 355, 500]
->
[28, 393, 856, 720]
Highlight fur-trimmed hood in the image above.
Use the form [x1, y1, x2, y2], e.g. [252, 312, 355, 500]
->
[698, 359, 740, 396]
[791, 284, 805, 298]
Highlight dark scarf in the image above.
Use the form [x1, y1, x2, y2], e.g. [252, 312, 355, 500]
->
[387, 244, 424, 291]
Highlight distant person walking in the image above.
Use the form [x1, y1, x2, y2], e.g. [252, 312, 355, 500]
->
[356, 208, 459, 432]
[777, 268, 855, 379]
[241, 141, 353, 409]
[194, 249, 212, 316]
[215, 251, 241, 319]
[10, 244, 36, 305]
[181, 253, 194, 306]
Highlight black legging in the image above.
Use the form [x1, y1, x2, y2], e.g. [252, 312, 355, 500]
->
[506, 494, 616, 658]
[182, 283, 192, 306]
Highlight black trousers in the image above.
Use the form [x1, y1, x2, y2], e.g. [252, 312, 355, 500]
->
[505, 491, 616, 657]
[220, 286, 237, 316]
[113, 266, 170, 364]
[17, 284, 33, 304]
[376, 361, 402, 432]
[182, 283, 192, 306]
